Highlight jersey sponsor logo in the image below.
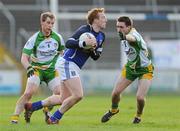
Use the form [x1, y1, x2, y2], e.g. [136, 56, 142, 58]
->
[39, 49, 57, 56]
[54, 43, 58, 48]
[39, 45, 46, 49]
[38, 41, 58, 56]
[45, 41, 51, 44]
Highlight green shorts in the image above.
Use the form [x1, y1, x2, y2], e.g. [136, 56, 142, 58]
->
[121, 64, 154, 81]
[34, 68, 59, 84]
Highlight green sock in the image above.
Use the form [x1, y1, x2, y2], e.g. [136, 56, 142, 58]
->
[111, 103, 118, 109]
[111, 103, 119, 113]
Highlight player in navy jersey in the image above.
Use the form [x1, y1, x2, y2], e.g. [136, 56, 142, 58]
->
[63, 24, 105, 69]
[24, 8, 107, 124]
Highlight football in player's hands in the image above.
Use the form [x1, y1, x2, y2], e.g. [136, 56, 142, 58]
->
[79, 32, 97, 49]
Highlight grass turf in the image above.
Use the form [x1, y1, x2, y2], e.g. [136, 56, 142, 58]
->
[0, 94, 180, 131]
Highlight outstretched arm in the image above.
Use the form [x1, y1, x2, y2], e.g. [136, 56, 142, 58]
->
[119, 32, 136, 43]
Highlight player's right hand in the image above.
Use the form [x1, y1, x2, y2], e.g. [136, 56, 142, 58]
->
[27, 66, 34, 77]
[84, 36, 97, 49]
[118, 32, 126, 40]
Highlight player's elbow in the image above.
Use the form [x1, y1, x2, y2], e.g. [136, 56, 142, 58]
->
[21, 54, 29, 65]
[91, 53, 101, 60]
[65, 40, 72, 48]
[65, 39, 79, 49]
[92, 56, 99, 61]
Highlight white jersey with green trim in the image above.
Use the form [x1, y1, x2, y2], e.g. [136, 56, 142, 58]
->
[121, 28, 151, 69]
[23, 31, 65, 64]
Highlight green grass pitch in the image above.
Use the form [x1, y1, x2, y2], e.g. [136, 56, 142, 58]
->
[0, 94, 180, 131]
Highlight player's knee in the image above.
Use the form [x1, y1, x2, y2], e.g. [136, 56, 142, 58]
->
[76, 95, 83, 102]
[112, 90, 120, 98]
[56, 95, 63, 104]
[54, 90, 60, 95]
[23, 92, 33, 100]
[136, 95, 145, 101]
[52, 87, 61, 95]
[74, 94, 83, 102]
[56, 92, 60, 95]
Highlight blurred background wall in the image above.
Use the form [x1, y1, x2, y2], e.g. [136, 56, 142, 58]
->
[0, 0, 180, 95]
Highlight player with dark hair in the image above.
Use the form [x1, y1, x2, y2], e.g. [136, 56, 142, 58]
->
[101, 16, 154, 124]
[24, 8, 107, 124]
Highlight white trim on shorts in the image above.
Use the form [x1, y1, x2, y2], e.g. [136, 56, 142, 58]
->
[55, 57, 81, 81]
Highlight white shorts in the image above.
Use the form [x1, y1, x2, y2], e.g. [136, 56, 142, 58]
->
[55, 57, 81, 81]
[27, 75, 60, 91]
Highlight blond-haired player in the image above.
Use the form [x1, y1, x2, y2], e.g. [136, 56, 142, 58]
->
[11, 12, 65, 123]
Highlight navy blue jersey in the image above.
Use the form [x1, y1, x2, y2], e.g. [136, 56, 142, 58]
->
[63, 24, 105, 69]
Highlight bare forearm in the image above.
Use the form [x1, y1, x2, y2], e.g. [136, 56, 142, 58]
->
[21, 54, 31, 69]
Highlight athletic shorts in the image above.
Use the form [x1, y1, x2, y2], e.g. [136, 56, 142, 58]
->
[27, 68, 60, 91]
[121, 64, 154, 81]
[55, 57, 81, 81]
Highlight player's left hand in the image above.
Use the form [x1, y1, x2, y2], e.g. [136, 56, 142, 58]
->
[118, 32, 126, 40]
[27, 66, 35, 77]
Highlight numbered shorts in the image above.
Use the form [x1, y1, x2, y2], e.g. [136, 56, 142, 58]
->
[55, 57, 81, 81]
[27, 68, 60, 91]
[121, 64, 154, 81]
